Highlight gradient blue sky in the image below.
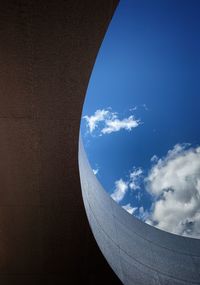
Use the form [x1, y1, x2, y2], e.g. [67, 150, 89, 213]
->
[80, 0, 200, 238]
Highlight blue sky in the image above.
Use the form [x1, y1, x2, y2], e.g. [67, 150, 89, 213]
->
[80, 0, 200, 238]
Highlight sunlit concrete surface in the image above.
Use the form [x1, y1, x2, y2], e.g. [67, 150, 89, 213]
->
[0, 1, 120, 284]
[79, 139, 200, 285]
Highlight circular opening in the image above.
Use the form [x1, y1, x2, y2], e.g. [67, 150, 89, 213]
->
[80, 0, 200, 239]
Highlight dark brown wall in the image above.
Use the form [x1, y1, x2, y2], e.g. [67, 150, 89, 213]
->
[0, 1, 121, 284]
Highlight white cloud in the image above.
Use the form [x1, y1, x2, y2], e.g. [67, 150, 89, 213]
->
[109, 141, 200, 238]
[135, 191, 143, 201]
[92, 168, 99, 175]
[111, 179, 128, 203]
[111, 167, 143, 204]
[83, 108, 141, 135]
[145, 144, 200, 238]
[129, 106, 137, 111]
[83, 109, 110, 133]
[150, 155, 158, 163]
[137, 206, 149, 221]
[129, 167, 143, 190]
[142, 104, 148, 111]
[101, 115, 140, 134]
[122, 203, 137, 215]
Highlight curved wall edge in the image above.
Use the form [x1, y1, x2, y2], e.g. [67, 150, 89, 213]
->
[79, 138, 200, 285]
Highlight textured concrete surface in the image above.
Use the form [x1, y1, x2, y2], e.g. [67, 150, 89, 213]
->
[79, 139, 200, 285]
[0, 1, 121, 284]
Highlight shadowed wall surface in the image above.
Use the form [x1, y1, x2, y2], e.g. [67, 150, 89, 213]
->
[0, 1, 121, 284]
[79, 139, 200, 285]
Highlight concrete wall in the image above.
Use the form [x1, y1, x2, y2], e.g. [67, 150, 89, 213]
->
[79, 139, 200, 285]
[0, 1, 121, 284]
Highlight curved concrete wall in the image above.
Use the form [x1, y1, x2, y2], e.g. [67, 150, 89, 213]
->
[79, 139, 200, 285]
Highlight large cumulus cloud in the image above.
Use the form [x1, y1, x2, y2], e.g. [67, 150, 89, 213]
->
[145, 144, 200, 238]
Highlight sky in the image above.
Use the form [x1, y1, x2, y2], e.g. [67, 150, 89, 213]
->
[80, 0, 200, 238]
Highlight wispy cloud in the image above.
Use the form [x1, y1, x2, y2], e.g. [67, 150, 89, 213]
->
[137, 206, 149, 221]
[101, 115, 140, 134]
[111, 167, 143, 203]
[83, 108, 141, 136]
[83, 109, 110, 133]
[142, 103, 148, 111]
[111, 179, 128, 203]
[150, 154, 159, 163]
[129, 167, 143, 190]
[122, 203, 137, 215]
[145, 144, 200, 238]
[129, 106, 137, 112]
[92, 168, 99, 175]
